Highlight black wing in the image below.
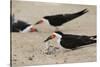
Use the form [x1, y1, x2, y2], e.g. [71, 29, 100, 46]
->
[60, 34, 96, 49]
[43, 9, 88, 26]
[44, 14, 69, 26]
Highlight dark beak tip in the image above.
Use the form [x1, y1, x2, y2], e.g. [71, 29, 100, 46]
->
[44, 39, 48, 42]
[34, 23, 37, 25]
[34, 22, 38, 25]
[43, 36, 51, 43]
[34, 22, 40, 25]
[44, 40, 46, 42]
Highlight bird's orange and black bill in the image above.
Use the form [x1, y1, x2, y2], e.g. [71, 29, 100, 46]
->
[34, 20, 43, 25]
[30, 27, 39, 32]
[44, 34, 56, 42]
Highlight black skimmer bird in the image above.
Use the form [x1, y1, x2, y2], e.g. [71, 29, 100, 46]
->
[10, 15, 38, 32]
[35, 9, 88, 30]
[44, 31, 96, 50]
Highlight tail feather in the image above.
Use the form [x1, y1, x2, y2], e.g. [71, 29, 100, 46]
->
[74, 9, 88, 16]
[64, 9, 88, 21]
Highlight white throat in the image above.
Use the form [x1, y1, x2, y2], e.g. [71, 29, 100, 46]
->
[53, 33, 62, 39]
[42, 18, 50, 25]
[53, 33, 62, 48]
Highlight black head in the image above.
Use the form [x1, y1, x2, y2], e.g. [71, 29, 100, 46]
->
[43, 16, 48, 19]
[54, 31, 64, 36]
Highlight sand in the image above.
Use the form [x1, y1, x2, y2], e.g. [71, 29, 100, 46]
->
[11, 1, 96, 67]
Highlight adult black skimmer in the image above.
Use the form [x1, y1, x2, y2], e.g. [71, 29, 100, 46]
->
[10, 15, 38, 32]
[35, 9, 88, 30]
[44, 31, 96, 50]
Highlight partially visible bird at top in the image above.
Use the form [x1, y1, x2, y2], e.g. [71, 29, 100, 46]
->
[35, 9, 88, 31]
[10, 14, 38, 32]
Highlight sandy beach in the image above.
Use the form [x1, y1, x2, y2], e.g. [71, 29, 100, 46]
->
[11, 1, 96, 67]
